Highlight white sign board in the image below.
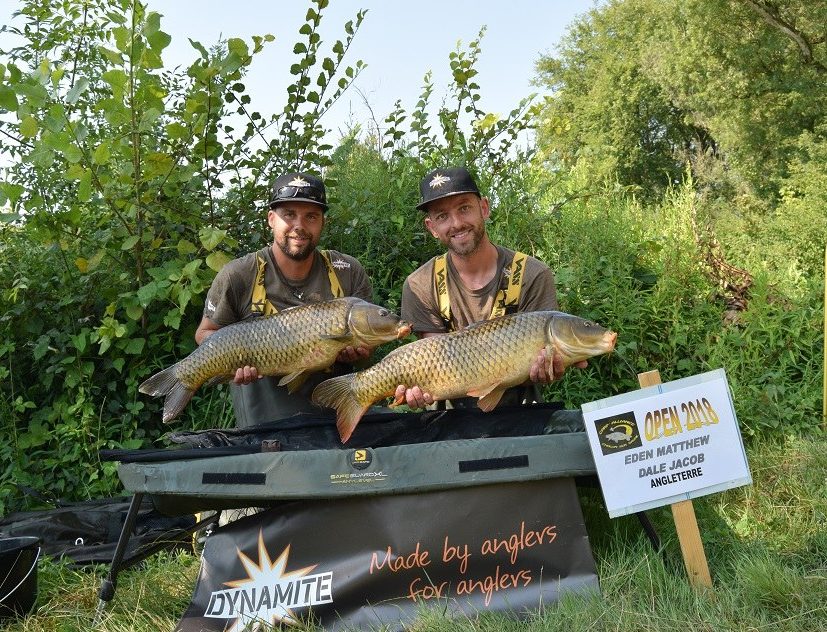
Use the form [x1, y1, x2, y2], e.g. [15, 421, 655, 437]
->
[581, 368, 752, 518]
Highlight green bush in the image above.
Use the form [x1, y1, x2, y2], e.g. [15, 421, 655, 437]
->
[0, 0, 366, 513]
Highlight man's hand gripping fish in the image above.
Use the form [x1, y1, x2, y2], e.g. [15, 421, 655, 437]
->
[312, 310, 617, 443]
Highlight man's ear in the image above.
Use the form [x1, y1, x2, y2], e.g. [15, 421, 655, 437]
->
[480, 196, 491, 220]
[267, 209, 277, 229]
[423, 216, 438, 239]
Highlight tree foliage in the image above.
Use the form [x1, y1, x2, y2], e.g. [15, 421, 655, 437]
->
[535, 0, 827, 200]
[0, 0, 365, 512]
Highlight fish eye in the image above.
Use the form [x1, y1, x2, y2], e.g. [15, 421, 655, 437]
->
[379, 309, 389, 317]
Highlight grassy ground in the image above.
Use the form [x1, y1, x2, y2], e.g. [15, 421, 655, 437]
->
[2, 435, 825, 632]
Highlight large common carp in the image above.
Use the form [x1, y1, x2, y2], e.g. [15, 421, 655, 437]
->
[139, 297, 411, 423]
[312, 310, 617, 442]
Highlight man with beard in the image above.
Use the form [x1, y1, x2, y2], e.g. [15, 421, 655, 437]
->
[195, 171, 372, 427]
[396, 166, 587, 413]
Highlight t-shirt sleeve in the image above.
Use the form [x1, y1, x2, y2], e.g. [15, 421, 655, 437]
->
[203, 264, 242, 326]
[401, 272, 447, 334]
[519, 259, 559, 312]
[348, 258, 373, 302]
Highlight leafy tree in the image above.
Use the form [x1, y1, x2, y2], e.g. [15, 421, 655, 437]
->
[534, 0, 708, 198]
[0, 0, 365, 512]
[644, 0, 827, 197]
[534, 0, 827, 200]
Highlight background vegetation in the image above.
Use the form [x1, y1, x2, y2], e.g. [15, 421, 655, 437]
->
[0, 0, 824, 629]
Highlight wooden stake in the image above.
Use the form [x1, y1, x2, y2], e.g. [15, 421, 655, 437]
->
[638, 369, 713, 588]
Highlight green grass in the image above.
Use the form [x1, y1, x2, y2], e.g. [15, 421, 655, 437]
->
[3, 436, 825, 632]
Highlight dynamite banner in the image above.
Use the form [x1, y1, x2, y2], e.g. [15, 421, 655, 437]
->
[176, 478, 598, 631]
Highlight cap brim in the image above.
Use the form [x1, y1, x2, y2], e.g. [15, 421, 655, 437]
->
[416, 189, 479, 211]
[270, 197, 329, 211]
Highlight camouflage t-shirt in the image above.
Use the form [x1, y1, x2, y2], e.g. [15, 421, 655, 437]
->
[202, 246, 372, 427]
[401, 245, 558, 334]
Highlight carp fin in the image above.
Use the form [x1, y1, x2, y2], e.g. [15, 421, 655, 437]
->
[162, 381, 195, 424]
[468, 383, 507, 412]
[140, 363, 197, 422]
[278, 370, 310, 394]
[203, 375, 232, 387]
[311, 374, 369, 443]
[139, 365, 179, 397]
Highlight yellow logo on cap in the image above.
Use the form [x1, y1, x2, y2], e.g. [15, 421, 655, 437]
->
[287, 177, 310, 187]
[429, 173, 451, 188]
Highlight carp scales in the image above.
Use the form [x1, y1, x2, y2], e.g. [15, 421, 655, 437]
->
[139, 297, 411, 423]
[312, 310, 617, 443]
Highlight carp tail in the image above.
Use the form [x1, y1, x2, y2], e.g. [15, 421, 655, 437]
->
[139, 365, 178, 397]
[312, 374, 369, 443]
[139, 365, 195, 423]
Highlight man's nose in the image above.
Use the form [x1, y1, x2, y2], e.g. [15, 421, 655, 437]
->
[448, 211, 464, 229]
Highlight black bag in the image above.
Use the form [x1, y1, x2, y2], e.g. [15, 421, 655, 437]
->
[0, 495, 195, 567]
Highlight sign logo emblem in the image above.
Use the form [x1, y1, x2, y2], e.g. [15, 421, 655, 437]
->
[594, 411, 642, 455]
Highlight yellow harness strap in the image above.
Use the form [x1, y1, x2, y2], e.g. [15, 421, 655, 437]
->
[320, 250, 344, 298]
[433, 251, 527, 330]
[434, 254, 451, 327]
[251, 250, 343, 314]
[252, 254, 277, 315]
[490, 251, 527, 319]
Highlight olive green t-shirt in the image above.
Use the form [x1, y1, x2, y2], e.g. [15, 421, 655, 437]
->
[401, 245, 558, 334]
[204, 247, 372, 325]
[401, 246, 558, 409]
[202, 247, 372, 427]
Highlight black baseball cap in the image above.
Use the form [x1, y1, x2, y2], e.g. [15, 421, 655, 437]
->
[416, 166, 481, 211]
[268, 172, 329, 211]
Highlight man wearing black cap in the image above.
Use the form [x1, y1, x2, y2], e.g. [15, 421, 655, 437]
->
[195, 171, 373, 427]
[396, 166, 587, 411]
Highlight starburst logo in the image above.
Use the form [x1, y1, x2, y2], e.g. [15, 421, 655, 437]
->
[287, 177, 311, 187]
[331, 258, 351, 269]
[429, 173, 451, 188]
[203, 531, 333, 629]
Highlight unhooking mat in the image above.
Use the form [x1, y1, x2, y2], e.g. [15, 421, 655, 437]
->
[102, 404, 596, 514]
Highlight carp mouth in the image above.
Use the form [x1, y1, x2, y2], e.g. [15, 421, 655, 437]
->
[396, 321, 413, 339]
